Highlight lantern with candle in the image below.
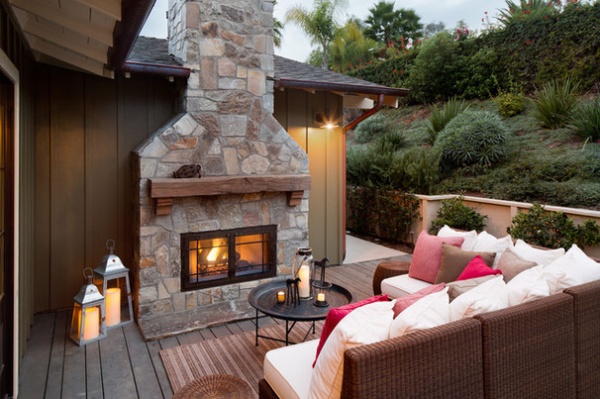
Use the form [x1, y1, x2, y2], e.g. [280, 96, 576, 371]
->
[70, 268, 107, 346]
[93, 239, 134, 329]
[312, 257, 331, 307]
[292, 247, 313, 300]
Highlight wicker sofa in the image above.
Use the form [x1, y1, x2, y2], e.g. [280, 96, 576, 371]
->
[258, 278, 600, 398]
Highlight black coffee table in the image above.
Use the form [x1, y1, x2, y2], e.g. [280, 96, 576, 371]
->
[248, 280, 352, 346]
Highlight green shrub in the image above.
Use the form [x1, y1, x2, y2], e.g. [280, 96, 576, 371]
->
[435, 110, 509, 171]
[494, 91, 526, 118]
[426, 98, 470, 144]
[507, 204, 600, 249]
[533, 78, 580, 129]
[354, 113, 389, 143]
[347, 186, 420, 243]
[346, 146, 399, 188]
[569, 98, 600, 142]
[395, 146, 440, 194]
[372, 130, 407, 153]
[429, 196, 487, 234]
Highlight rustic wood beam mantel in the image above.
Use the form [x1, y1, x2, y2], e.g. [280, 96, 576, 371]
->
[149, 174, 311, 215]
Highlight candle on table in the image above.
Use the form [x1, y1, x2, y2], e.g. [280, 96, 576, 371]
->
[298, 264, 310, 298]
[83, 307, 100, 341]
[317, 293, 325, 302]
[277, 291, 285, 303]
[106, 288, 121, 327]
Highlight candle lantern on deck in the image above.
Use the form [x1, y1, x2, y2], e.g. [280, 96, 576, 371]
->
[70, 268, 107, 346]
[93, 239, 134, 329]
[292, 247, 314, 300]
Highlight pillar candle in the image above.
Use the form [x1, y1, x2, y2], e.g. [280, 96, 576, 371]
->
[106, 288, 121, 327]
[83, 307, 100, 341]
[298, 264, 310, 298]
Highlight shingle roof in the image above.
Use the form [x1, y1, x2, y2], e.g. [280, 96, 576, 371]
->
[127, 37, 408, 97]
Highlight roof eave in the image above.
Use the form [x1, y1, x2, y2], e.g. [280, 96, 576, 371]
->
[122, 61, 191, 78]
[273, 78, 410, 97]
[107, 0, 156, 71]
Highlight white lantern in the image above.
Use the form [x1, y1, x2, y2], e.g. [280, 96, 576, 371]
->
[93, 239, 134, 329]
[70, 268, 107, 346]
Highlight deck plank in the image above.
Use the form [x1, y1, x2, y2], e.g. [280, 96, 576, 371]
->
[99, 327, 138, 399]
[147, 339, 174, 398]
[85, 339, 104, 398]
[45, 311, 67, 399]
[124, 322, 166, 399]
[18, 312, 55, 398]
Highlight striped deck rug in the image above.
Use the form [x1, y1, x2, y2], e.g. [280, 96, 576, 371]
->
[160, 321, 323, 398]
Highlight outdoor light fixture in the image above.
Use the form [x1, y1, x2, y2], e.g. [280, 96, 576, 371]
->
[315, 111, 339, 129]
[93, 239, 134, 329]
[70, 268, 107, 346]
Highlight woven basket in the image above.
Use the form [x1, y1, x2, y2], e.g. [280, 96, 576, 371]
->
[173, 374, 253, 399]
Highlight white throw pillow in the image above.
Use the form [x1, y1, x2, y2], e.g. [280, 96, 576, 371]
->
[437, 225, 478, 251]
[449, 276, 508, 321]
[471, 231, 514, 268]
[513, 239, 565, 266]
[389, 288, 450, 338]
[544, 244, 600, 294]
[309, 301, 395, 399]
[506, 264, 550, 306]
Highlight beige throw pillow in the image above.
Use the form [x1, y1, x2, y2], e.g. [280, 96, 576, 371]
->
[446, 275, 496, 301]
[435, 244, 496, 284]
[496, 248, 537, 282]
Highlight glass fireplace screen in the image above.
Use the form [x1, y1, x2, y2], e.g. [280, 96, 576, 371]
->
[181, 225, 277, 291]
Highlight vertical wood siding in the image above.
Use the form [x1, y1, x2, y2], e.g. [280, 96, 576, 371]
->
[34, 65, 180, 311]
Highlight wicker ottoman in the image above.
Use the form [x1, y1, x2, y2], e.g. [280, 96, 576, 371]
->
[372, 260, 411, 295]
[173, 374, 253, 399]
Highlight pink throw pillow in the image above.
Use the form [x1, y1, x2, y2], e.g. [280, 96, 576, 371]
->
[392, 283, 446, 318]
[312, 294, 388, 367]
[456, 255, 502, 281]
[408, 230, 465, 283]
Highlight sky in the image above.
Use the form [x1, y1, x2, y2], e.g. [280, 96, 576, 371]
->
[140, 0, 509, 63]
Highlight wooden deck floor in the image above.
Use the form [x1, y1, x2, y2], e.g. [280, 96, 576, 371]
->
[17, 255, 410, 398]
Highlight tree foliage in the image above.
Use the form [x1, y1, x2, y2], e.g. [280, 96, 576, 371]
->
[363, 1, 423, 50]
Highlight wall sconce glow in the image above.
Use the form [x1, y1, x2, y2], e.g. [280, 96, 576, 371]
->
[315, 112, 339, 129]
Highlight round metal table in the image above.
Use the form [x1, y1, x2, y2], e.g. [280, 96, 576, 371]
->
[248, 280, 352, 346]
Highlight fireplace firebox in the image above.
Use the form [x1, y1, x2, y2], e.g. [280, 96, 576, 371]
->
[181, 225, 277, 291]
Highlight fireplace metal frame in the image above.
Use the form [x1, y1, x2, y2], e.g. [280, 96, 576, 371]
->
[181, 225, 277, 291]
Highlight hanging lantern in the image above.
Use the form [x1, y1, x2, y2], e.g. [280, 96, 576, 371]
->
[70, 268, 107, 346]
[291, 247, 314, 300]
[93, 239, 134, 329]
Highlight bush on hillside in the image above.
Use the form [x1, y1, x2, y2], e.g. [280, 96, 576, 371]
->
[570, 98, 600, 143]
[435, 110, 509, 171]
[533, 78, 580, 129]
[354, 113, 402, 143]
[426, 98, 470, 144]
[429, 196, 487, 234]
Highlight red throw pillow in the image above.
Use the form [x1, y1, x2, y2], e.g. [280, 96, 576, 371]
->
[392, 283, 445, 318]
[456, 255, 502, 281]
[408, 230, 465, 283]
[312, 294, 388, 367]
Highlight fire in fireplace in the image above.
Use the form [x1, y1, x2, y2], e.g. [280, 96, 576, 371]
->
[181, 225, 277, 291]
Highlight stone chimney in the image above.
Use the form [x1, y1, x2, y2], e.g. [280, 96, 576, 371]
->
[131, 0, 310, 339]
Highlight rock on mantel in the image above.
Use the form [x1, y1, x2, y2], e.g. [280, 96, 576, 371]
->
[149, 174, 311, 215]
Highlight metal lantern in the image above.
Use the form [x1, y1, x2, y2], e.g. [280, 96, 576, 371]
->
[292, 247, 314, 300]
[312, 257, 331, 307]
[93, 239, 134, 329]
[70, 268, 107, 346]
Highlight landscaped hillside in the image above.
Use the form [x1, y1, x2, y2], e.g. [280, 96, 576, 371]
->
[346, 94, 600, 211]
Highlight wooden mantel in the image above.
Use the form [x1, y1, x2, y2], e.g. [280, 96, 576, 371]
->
[149, 174, 311, 215]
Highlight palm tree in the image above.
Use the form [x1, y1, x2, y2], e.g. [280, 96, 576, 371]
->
[363, 1, 423, 50]
[273, 0, 283, 48]
[285, 0, 348, 68]
[329, 19, 380, 73]
[497, 0, 556, 26]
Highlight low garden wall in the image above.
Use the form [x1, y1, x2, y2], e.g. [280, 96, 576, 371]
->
[347, 188, 600, 258]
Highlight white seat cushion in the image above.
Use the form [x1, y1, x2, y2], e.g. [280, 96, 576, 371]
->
[264, 339, 318, 399]
[381, 274, 433, 297]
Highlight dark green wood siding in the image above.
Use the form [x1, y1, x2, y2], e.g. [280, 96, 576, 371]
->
[34, 65, 181, 311]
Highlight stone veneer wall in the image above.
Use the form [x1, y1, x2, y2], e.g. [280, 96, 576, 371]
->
[131, 0, 310, 339]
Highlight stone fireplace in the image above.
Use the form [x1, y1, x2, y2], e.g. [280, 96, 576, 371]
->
[131, 0, 310, 339]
